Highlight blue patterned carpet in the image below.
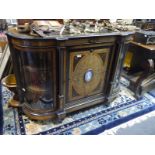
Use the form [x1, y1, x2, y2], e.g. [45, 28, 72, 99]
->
[2, 84, 155, 135]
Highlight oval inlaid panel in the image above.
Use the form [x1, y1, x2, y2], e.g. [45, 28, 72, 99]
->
[72, 53, 104, 96]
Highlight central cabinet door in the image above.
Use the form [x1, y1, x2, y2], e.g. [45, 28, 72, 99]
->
[66, 47, 110, 103]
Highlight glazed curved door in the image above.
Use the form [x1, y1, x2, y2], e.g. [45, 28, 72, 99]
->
[15, 47, 57, 112]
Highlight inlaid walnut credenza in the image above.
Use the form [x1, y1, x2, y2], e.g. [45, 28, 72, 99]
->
[6, 28, 133, 121]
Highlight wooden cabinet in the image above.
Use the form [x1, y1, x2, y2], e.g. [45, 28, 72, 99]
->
[7, 28, 133, 121]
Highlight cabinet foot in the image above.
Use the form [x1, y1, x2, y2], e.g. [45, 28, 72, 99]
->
[56, 110, 66, 123]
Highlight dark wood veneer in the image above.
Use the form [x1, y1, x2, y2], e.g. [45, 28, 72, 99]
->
[7, 28, 133, 121]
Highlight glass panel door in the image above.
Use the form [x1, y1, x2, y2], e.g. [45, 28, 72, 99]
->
[17, 49, 55, 111]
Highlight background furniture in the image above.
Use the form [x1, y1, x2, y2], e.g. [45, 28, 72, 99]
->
[123, 41, 155, 98]
[0, 84, 3, 134]
[0, 32, 13, 80]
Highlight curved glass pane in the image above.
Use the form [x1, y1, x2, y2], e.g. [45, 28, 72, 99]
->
[17, 50, 54, 110]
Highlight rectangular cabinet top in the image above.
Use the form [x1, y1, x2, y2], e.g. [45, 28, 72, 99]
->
[7, 28, 135, 40]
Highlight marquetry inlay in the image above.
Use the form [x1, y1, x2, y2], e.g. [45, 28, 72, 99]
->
[69, 48, 110, 101]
